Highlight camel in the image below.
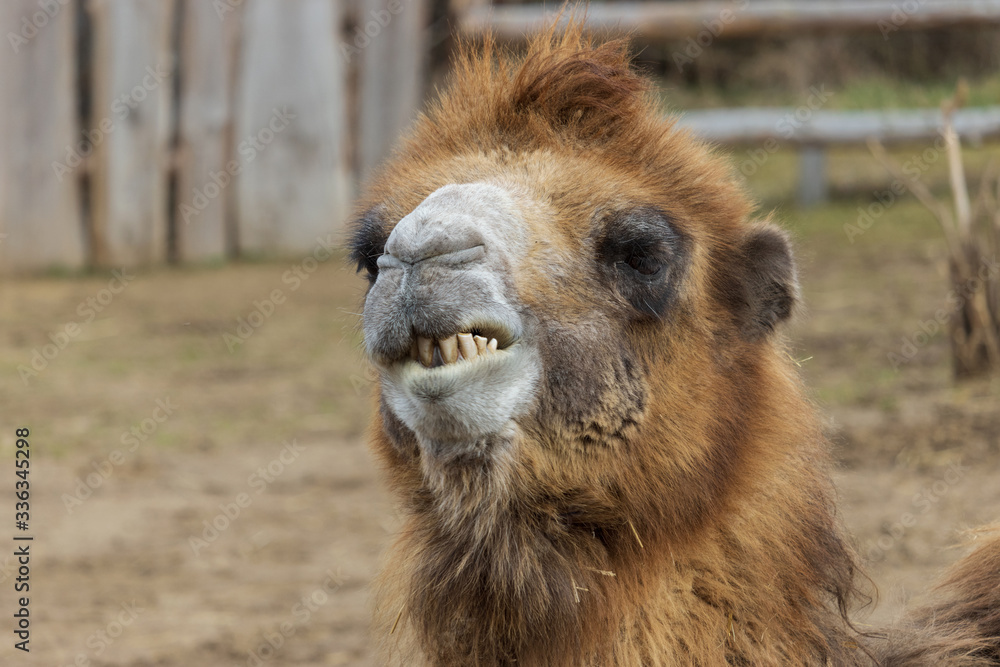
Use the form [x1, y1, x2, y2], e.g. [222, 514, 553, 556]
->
[348, 22, 1000, 666]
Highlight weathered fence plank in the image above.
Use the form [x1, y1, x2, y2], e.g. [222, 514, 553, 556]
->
[356, 0, 430, 178]
[235, 0, 350, 256]
[461, 0, 1000, 41]
[175, 0, 242, 262]
[0, 0, 85, 272]
[89, 0, 176, 266]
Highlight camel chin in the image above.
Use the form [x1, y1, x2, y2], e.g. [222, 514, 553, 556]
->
[364, 182, 542, 459]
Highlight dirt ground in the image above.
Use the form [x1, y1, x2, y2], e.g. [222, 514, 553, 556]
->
[1, 205, 999, 665]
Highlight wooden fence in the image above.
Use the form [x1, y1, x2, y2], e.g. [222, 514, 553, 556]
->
[0, 0, 429, 273]
[3, 0, 1000, 271]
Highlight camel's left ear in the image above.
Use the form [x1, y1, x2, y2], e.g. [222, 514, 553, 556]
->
[733, 225, 798, 341]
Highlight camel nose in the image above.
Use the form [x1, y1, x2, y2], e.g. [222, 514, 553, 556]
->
[362, 182, 526, 364]
[378, 184, 510, 268]
[380, 200, 488, 270]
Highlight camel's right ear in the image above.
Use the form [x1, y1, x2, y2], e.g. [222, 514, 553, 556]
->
[733, 225, 798, 341]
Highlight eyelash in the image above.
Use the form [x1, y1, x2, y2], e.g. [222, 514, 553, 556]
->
[363, 250, 382, 283]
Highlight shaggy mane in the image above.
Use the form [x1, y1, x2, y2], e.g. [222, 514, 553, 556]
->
[402, 21, 674, 158]
[510, 35, 647, 138]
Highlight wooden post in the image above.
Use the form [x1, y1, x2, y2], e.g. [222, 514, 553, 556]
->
[88, 0, 175, 266]
[356, 0, 430, 179]
[235, 0, 351, 256]
[797, 146, 828, 208]
[0, 0, 85, 272]
[175, 0, 242, 262]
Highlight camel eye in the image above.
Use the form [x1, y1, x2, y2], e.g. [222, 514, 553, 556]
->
[596, 205, 689, 318]
[363, 254, 382, 284]
[355, 246, 384, 285]
[349, 208, 390, 287]
[625, 253, 662, 277]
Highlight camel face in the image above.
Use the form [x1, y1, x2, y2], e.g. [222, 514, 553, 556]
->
[357, 147, 705, 472]
[362, 182, 542, 457]
[348, 26, 807, 533]
[348, 24, 818, 660]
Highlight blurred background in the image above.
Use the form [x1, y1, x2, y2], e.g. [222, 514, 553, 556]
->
[1, 0, 999, 664]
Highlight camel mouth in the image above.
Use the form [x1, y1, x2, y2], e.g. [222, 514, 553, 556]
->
[391, 341, 522, 388]
[374, 320, 518, 369]
[377, 326, 539, 447]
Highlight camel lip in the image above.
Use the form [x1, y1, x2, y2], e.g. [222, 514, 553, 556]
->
[398, 341, 518, 373]
[382, 341, 527, 408]
[379, 340, 521, 378]
[376, 331, 540, 447]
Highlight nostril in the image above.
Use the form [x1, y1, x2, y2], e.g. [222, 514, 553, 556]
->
[377, 244, 486, 269]
[423, 244, 486, 265]
[376, 253, 405, 270]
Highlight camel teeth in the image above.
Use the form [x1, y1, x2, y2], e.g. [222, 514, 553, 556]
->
[438, 335, 459, 364]
[412, 332, 502, 367]
[457, 333, 477, 361]
[417, 337, 434, 367]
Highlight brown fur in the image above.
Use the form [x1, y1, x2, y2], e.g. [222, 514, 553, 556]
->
[349, 21, 1000, 666]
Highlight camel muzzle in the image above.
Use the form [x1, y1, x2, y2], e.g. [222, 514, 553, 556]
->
[362, 182, 542, 454]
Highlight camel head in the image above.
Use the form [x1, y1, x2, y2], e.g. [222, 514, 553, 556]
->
[348, 26, 815, 664]
[351, 28, 798, 524]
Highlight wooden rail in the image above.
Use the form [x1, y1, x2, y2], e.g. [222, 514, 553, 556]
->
[675, 106, 1000, 146]
[460, 0, 1000, 41]
[674, 106, 1000, 206]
